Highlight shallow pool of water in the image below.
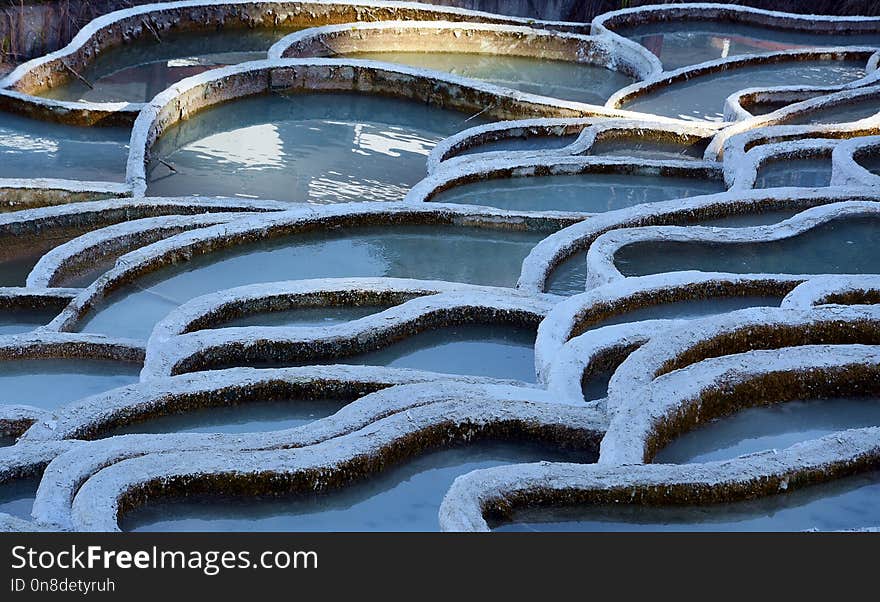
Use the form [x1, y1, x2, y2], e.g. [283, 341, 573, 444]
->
[458, 134, 579, 156]
[347, 52, 635, 104]
[278, 324, 538, 382]
[588, 138, 709, 160]
[433, 172, 724, 212]
[0, 359, 140, 410]
[615, 21, 880, 71]
[0, 111, 129, 181]
[0, 435, 15, 447]
[211, 306, 391, 329]
[0, 477, 39, 520]
[586, 295, 783, 331]
[656, 397, 880, 464]
[495, 469, 880, 531]
[43, 28, 300, 103]
[146, 92, 485, 203]
[753, 158, 832, 188]
[0, 309, 59, 335]
[623, 60, 867, 122]
[615, 215, 880, 277]
[103, 398, 351, 437]
[123, 441, 594, 532]
[858, 153, 880, 176]
[78, 225, 548, 340]
[786, 97, 880, 125]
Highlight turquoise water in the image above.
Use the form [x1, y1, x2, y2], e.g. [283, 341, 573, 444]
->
[346, 52, 635, 104]
[43, 29, 300, 103]
[657, 397, 880, 464]
[615, 21, 880, 71]
[615, 216, 880, 277]
[0, 111, 129, 181]
[433, 172, 724, 212]
[0, 359, 140, 410]
[146, 92, 485, 203]
[102, 398, 350, 437]
[623, 60, 867, 122]
[78, 225, 548, 340]
[495, 469, 880, 531]
[123, 441, 594, 532]
[753, 158, 832, 188]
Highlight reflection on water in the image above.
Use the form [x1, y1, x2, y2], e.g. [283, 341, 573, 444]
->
[434, 172, 724, 212]
[624, 60, 867, 122]
[786, 97, 880, 125]
[0, 359, 140, 410]
[146, 92, 486, 203]
[79, 225, 548, 340]
[347, 51, 635, 104]
[616, 21, 880, 71]
[43, 28, 301, 103]
[615, 216, 880, 277]
[0, 111, 128, 181]
[657, 397, 880, 464]
[123, 441, 594, 532]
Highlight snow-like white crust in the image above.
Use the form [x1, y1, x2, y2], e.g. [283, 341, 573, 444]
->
[141, 277, 554, 376]
[729, 138, 838, 190]
[67, 378, 604, 532]
[2, 2, 880, 533]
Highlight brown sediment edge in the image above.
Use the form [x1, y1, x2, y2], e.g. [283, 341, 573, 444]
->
[67, 383, 604, 531]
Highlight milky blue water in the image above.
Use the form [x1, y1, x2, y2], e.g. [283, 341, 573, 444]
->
[0, 359, 140, 410]
[102, 398, 350, 437]
[123, 441, 594, 532]
[78, 225, 548, 340]
[753, 158, 832, 188]
[44, 29, 300, 103]
[656, 397, 880, 464]
[146, 92, 486, 203]
[0, 477, 39, 520]
[0, 111, 128, 181]
[347, 52, 635, 104]
[615, 21, 880, 71]
[623, 60, 867, 122]
[615, 216, 880, 277]
[433, 172, 724, 212]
